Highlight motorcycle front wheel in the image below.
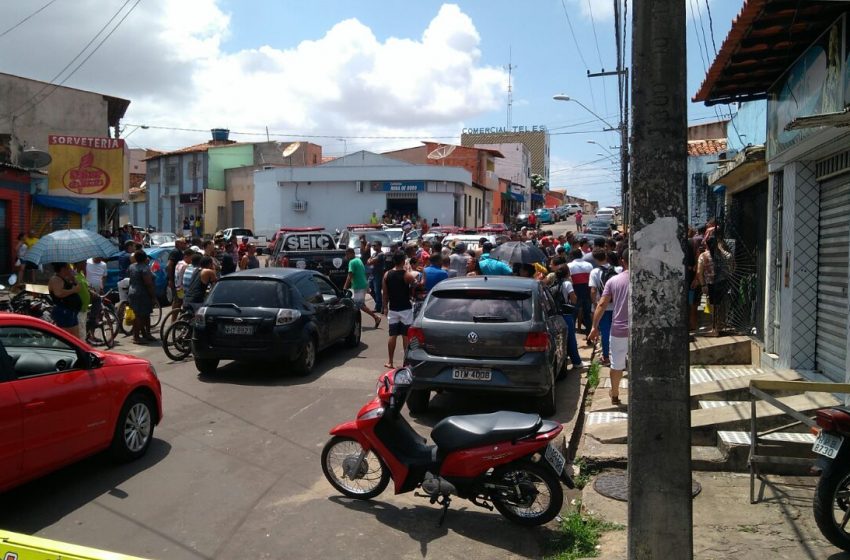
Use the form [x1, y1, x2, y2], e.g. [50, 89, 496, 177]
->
[490, 461, 563, 526]
[814, 453, 850, 551]
[321, 436, 390, 500]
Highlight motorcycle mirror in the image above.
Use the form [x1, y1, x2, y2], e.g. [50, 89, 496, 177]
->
[6, 273, 17, 286]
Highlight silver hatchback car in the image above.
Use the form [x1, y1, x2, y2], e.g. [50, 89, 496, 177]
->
[405, 277, 569, 417]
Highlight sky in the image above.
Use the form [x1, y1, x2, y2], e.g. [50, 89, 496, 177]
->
[0, 0, 742, 207]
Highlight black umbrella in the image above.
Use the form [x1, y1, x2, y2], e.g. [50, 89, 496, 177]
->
[488, 241, 548, 265]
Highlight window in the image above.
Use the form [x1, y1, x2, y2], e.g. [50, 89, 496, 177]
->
[424, 290, 532, 323]
[148, 162, 161, 182]
[294, 275, 322, 304]
[188, 160, 202, 179]
[0, 326, 80, 378]
[207, 279, 288, 308]
[165, 165, 179, 185]
[313, 275, 340, 302]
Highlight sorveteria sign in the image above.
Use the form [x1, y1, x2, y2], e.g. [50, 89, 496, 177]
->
[462, 125, 548, 134]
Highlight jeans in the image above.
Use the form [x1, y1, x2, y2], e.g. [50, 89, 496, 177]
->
[563, 314, 582, 366]
[599, 310, 613, 360]
[370, 273, 383, 311]
[573, 284, 592, 334]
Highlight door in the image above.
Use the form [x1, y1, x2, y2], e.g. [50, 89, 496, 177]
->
[1, 326, 110, 474]
[231, 201, 245, 228]
[293, 275, 332, 346]
[816, 177, 850, 382]
[0, 375, 23, 490]
[314, 274, 350, 340]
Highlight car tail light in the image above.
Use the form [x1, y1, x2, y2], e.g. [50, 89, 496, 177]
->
[408, 327, 425, 346]
[276, 308, 302, 325]
[279, 256, 290, 267]
[192, 307, 207, 327]
[524, 332, 550, 352]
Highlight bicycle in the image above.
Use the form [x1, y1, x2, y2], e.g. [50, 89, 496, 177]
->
[84, 293, 118, 349]
[159, 304, 194, 340]
[115, 299, 163, 337]
[161, 317, 193, 361]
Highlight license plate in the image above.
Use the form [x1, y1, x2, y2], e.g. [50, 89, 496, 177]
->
[223, 324, 254, 335]
[452, 367, 491, 381]
[545, 443, 566, 475]
[813, 432, 843, 459]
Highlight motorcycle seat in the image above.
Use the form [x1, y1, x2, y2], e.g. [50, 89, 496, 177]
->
[431, 411, 543, 453]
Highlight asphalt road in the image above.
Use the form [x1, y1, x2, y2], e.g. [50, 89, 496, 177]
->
[0, 284, 583, 559]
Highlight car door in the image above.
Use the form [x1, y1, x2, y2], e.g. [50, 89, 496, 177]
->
[539, 286, 567, 370]
[0, 347, 23, 490]
[294, 275, 332, 347]
[1, 326, 111, 475]
[313, 274, 350, 341]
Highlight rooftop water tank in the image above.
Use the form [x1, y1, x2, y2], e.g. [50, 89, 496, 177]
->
[211, 128, 230, 142]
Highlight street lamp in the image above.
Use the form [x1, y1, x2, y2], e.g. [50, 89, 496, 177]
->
[337, 138, 347, 157]
[588, 140, 615, 158]
[552, 95, 618, 131]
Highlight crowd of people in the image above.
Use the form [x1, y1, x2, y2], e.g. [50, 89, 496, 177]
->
[687, 217, 734, 337]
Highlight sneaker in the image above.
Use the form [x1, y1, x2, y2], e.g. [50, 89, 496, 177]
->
[572, 361, 586, 369]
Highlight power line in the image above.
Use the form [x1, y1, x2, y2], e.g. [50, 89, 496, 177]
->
[3, 0, 139, 123]
[585, 0, 609, 116]
[560, 0, 590, 69]
[0, 0, 59, 39]
[704, 0, 718, 55]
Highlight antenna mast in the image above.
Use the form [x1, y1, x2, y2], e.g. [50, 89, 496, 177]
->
[505, 47, 517, 129]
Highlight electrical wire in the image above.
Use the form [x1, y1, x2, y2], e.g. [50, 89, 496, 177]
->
[585, 0, 609, 116]
[704, 0, 718, 56]
[0, 0, 59, 39]
[3, 0, 139, 123]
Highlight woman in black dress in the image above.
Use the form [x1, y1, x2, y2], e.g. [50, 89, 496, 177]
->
[128, 250, 157, 343]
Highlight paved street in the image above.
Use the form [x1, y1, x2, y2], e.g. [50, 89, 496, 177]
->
[0, 273, 584, 560]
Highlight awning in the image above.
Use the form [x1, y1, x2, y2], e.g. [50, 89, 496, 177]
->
[32, 194, 91, 215]
[531, 193, 545, 202]
[509, 192, 525, 203]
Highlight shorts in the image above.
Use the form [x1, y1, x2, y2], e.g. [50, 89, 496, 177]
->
[352, 289, 367, 309]
[53, 305, 79, 328]
[387, 308, 414, 337]
[610, 335, 628, 371]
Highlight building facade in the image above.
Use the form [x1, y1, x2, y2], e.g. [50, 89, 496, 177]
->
[252, 151, 472, 235]
[461, 128, 550, 188]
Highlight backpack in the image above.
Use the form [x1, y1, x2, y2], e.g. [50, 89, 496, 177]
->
[549, 279, 575, 315]
[600, 266, 618, 290]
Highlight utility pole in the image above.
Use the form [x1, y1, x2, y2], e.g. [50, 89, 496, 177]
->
[629, 0, 692, 558]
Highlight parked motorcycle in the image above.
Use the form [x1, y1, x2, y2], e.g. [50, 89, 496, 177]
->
[813, 406, 850, 551]
[321, 367, 573, 526]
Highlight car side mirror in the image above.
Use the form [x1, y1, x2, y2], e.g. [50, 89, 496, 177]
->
[343, 289, 353, 299]
[86, 352, 104, 369]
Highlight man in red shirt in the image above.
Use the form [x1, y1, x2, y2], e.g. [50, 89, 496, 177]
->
[528, 210, 537, 230]
[237, 236, 249, 261]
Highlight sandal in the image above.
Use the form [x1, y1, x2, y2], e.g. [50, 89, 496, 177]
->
[383, 363, 394, 369]
[374, 316, 382, 329]
[609, 390, 621, 406]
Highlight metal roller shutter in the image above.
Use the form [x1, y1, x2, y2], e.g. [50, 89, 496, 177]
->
[31, 204, 82, 231]
[816, 177, 850, 381]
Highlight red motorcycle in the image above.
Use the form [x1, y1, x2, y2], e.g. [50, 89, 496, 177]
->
[321, 367, 573, 526]
[813, 406, 850, 551]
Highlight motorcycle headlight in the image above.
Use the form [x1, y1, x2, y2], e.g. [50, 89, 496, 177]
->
[394, 368, 413, 387]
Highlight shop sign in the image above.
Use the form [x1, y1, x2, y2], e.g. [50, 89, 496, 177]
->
[461, 125, 547, 134]
[370, 181, 425, 192]
[48, 135, 127, 199]
[767, 16, 845, 159]
[179, 193, 203, 203]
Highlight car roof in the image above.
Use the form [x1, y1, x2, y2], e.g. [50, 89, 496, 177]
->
[218, 267, 313, 282]
[430, 276, 539, 292]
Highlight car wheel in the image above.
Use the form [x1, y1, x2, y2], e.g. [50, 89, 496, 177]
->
[344, 313, 362, 347]
[406, 388, 430, 415]
[293, 336, 317, 376]
[535, 383, 556, 417]
[195, 357, 219, 375]
[556, 355, 569, 381]
[110, 392, 155, 462]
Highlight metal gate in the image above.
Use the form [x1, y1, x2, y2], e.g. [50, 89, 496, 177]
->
[816, 176, 850, 382]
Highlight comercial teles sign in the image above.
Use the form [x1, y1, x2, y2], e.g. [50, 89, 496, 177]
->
[48, 136, 127, 199]
[370, 181, 425, 192]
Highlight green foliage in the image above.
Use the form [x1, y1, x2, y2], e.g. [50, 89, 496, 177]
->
[571, 457, 595, 490]
[545, 502, 624, 560]
[587, 360, 601, 389]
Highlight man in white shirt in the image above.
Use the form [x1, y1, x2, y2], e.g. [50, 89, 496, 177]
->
[86, 257, 108, 294]
[589, 249, 617, 366]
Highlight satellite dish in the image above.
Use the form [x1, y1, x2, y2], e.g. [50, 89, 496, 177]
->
[18, 147, 52, 169]
[427, 144, 457, 160]
[282, 142, 301, 158]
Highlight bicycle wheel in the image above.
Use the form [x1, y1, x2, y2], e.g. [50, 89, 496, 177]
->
[97, 307, 118, 349]
[150, 303, 163, 329]
[116, 301, 132, 336]
[162, 320, 192, 361]
[159, 307, 180, 339]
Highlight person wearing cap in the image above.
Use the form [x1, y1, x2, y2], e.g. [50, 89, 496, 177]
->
[478, 242, 513, 276]
[449, 242, 470, 277]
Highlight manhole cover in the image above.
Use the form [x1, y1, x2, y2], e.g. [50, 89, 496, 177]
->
[593, 472, 702, 502]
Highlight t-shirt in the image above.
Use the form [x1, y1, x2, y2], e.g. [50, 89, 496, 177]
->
[449, 253, 469, 277]
[175, 261, 188, 289]
[182, 264, 196, 288]
[75, 272, 91, 312]
[602, 269, 630, 338]
[423, 265, 448, 292]
[560, 280, 575, 305]
[567, 259, 593, 285]
[370, 251, 387, 277]
[85, 259, 107, 291]
[348, 257, 368, 290]
[478, 255, 513, 276]
[589, 264, 614, 294]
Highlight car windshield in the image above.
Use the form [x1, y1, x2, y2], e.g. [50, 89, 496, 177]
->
[424, 289, 532, 322]
[150, 233, 176, 245]
[348, 232, 392, 248]
[231, 229, 253, 237]
[207, 279, 288, 308]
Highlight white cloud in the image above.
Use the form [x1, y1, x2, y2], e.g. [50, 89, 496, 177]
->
[0, 2, 506, 151]
[568, 0, 614, 22]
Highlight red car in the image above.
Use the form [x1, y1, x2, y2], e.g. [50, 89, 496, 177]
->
[0, 314, 162, 493]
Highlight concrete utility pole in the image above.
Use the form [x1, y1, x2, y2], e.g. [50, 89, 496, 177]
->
[628, 0, 692, 558]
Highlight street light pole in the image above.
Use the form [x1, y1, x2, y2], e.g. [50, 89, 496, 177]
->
[629, 0, 692, 558]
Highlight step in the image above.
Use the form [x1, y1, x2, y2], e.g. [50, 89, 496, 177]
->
[688, 368, 802, 403]
[698, 400, 747, 409]
[579, 439, 727, 471]
[588, 391, 841, 444]
[690, 335, 752, 366]
[716, 430, 818, 473]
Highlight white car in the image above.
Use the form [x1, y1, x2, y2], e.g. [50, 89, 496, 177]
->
[442, 234, 508, 251]
[596, 207, 616, 220]
[565, 204, 581, 216]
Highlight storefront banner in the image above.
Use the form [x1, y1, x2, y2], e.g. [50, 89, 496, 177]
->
[48, 136, 127, 199]
[370, 181, 425, 192]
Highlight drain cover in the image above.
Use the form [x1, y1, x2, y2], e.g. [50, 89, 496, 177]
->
[593, 472, 702, 502]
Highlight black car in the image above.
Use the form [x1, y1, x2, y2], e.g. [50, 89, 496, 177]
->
[191, 268, 361, 376]
[515, 213, 530, 229]
[405, 277, 568, 416]
[584, 219, 613, 236]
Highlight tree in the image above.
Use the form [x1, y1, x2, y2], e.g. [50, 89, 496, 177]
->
[530, 173, 547, 194]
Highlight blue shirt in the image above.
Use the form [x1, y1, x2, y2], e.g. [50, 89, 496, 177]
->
[478, 254, 513, 276]
[118, 251, 131, 280]
[423, 265, 448, 292]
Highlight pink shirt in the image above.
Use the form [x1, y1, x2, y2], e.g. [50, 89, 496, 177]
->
[602, 269, 630, 338]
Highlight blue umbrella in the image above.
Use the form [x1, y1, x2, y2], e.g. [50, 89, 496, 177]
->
[23, 229, 121, 265]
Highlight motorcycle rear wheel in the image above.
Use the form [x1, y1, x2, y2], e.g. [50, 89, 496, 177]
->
[321, 436, 390, 500]
[814, 452, 850, 551]
[491, 461, 563, 526]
